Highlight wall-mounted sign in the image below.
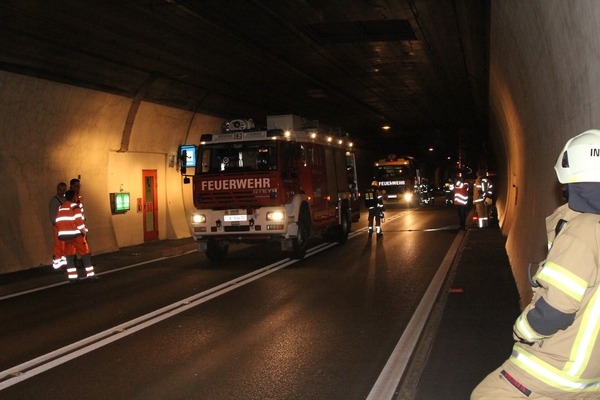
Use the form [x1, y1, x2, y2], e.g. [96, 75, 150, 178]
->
[180, 145, 197, 167]
[110, 192, 130, 214]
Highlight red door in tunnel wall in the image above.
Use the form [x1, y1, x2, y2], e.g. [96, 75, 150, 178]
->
[143, 170, 159, 242]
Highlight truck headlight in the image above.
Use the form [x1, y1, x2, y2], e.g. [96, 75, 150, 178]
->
[266, 211, 285, 221]
[404, 193, 413, 201]
[192, 214, 206, 223]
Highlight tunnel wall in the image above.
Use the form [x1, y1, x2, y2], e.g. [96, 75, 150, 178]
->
[490, 1, 600, 307]
[0, 71, 222, 273]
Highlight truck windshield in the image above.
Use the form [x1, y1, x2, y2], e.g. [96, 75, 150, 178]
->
[197, 142, 278, 174]
[375, 166, 414, 180]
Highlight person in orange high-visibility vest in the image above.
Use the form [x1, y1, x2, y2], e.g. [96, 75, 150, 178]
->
[450, 173, 470, 230]
[55, 190, 98, 282]
[472, 130, 600, 399]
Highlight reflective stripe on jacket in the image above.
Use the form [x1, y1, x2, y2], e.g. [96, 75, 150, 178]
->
[56, 201, 86, 240]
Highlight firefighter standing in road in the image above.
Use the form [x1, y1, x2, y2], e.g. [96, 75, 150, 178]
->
[451, 174, 470, 230]
[49, 182, 67, 271]
[365, 180, 384, 237]
[472, 129, 600, 399]
[474, 170, 489, 228]
[56, 190, 98, 281]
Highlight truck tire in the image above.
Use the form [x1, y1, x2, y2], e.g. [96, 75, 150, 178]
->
[290, 208, 310, 259]
[205, 238, 229, 262]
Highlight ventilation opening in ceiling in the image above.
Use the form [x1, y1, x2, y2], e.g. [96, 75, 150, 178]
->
[300, 20, 416, 44]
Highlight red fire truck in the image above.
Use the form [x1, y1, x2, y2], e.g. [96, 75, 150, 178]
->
[180, 115, 360, 261]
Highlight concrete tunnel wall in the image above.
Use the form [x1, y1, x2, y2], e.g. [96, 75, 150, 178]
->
[0, 70, 223, 273]
[490, 1, 600, 308]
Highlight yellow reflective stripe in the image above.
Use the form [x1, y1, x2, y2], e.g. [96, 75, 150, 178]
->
[566, 288, 600, 376]
[538, 262, 587, 302]
[510, 348, 600, 392]
[515, 313, 543, 342]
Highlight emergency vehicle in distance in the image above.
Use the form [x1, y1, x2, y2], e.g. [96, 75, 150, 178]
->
[373, 154, 421, 204]
[179, 115, 360, 261]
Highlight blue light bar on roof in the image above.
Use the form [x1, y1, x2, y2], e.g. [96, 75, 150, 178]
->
[200, 134, 213, 142]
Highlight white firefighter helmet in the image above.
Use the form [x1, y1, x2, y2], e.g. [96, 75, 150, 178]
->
[371, 180, 379, 187]
[555, 129, 600, 183]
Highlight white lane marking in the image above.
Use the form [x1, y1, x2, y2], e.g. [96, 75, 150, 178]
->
[366, 230, 466, 400]
[0, 236, 361, 390]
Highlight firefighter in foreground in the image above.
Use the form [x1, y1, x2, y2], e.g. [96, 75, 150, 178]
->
[471, 129, 600, 399]
[365, 180, 384, 237]
[56, 190, 98, 282]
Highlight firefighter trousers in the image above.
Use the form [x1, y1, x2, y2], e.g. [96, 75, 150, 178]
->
[52, 224, 66, 269]
[63, 235, 95, 280]
[367, 208, 381, 234]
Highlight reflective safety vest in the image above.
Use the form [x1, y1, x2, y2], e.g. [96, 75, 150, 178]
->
[56, 201, 86, 240]
[452, 181, 469, 206]
[364, 188, 383, 209]
[510, 204, 600, 395]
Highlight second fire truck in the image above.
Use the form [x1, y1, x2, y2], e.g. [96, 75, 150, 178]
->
[180, 115, 360, 261]
[373, 155, 421, 205]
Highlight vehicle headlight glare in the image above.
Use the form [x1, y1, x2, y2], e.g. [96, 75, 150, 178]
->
[267, 211, 285, 221]
[192, 214, 206, 223]
[404, 193, 413, 201]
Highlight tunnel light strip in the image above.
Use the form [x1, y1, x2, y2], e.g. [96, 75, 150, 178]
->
[0, 239, 350, 390]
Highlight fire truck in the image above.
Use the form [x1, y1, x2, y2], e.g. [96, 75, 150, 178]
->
[179, 115, 360, 261]
[373, 155, 421, 204]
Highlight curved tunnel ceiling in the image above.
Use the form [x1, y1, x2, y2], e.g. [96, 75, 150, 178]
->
[0, 0, 489, 158]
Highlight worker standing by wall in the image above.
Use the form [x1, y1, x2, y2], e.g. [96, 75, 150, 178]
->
[473, 170, 489, 228]
[48, 182, 67, 272]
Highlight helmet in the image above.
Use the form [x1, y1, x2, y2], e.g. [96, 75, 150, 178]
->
[555, 130, 600, 183]
[371, 180, 379, 187]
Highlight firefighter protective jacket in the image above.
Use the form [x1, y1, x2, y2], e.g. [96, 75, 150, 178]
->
[509, 204, 600, 397]
[56, 200, 87, 240]
[364, 188, 384, 209]
[473, 176, 489, 203]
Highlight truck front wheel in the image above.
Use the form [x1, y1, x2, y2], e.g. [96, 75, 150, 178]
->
[290, 207, 311, 260]
[205, 239, 229, 262]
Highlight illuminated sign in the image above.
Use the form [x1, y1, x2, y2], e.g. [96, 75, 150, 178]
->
[110, 192, 130, 214]
[200, 178, 271, 191]
[179, 145, 196, 167]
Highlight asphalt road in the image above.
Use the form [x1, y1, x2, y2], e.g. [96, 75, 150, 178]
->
[0, 201, 461, 400]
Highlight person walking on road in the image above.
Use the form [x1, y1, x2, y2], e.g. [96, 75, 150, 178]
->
[471, 129, 600, 399]
[55, 190, 98, 282]
[49, 182, 68, 271]
[365, 180, 384, 237]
